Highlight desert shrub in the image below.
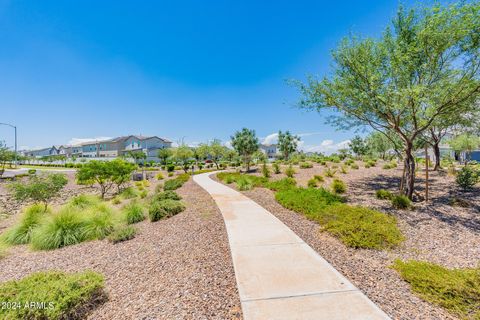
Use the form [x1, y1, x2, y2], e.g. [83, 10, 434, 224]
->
[262, 163, 271, 178]
[285, 165, 296, 178]
[350, 163, 359, 169]
[156, 172, 164, 180]
[168, 172, 174, 177]
[393, 260, 480, 319]
[8, 173, 68, 211]
[456, 166, 479, 190]
[135, 181, 143, 187]
[81, 209, 114, 240]
[318, 204, 404, 249]
[272, 162, 281, 174]
[2, 204, 48, 245]
[340, 166, 348, 174]
[376, 189, 393, 200]
[307, 178, 318, 188]
[167, 164, 175, 172]
[157, 199, 185, 217]
[300, 162, 313, 169]
[266, 177, 297, 191]
[30, 207, 86, 250]
[68, 194, 101, 210]
[331, 179, 347, 194]
[314, 175, 324, 182]
[329, 156, 341, 163]
[217, 172, 241, 183]
[111, 197, 121, 205]
[392, 195, 411, 209]
[148, 202, 168, 222]
[449, 197, 472, 208]
[121, 187, 138, 199]
[275, 187, 343, 218]
[122, 201, 145, 224]
[142, 180, 150, 187]
[382, 163, 393, 169]
[164, 174, 189, 191]
[324, 167, 336, 177]
[154, 190, 182, 201]
[237, 176, 254, 191]
[28, 169, 36, 174]
[155, 183, 163, 193]
[108, 225, 136, 243]
[0, 270, 105, 320]
[139, 190, 148, 199]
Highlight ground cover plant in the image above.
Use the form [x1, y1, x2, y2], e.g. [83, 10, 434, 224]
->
[108, 225, 137, 243]
[265, 177, 296, 192]
[0, 270, 105, 319]
[393, 260, 480, 320]
[164, 173, 190, 190]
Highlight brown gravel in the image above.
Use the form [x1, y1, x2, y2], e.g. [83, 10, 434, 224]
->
[216, 162, 480, 320]
[0, 177, 242, 320]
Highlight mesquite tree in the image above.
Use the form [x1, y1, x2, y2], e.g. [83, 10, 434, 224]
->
[294, 3, 480, 199]
[277, 130, 300, 160]
[231, 128, 259, 172]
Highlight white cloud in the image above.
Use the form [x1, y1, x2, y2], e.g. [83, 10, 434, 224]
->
[301, 139, 351, 155]
[262, 133, 278, 145]
[68, 137, 112, 146]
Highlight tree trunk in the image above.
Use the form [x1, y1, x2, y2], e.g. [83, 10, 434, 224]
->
[403, 144, 416, 200]
[432, 142, 441, 171]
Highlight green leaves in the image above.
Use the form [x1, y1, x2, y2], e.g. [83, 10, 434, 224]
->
[231, 128, 259, 171]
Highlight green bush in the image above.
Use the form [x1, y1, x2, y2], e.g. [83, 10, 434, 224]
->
[340, 166, 348, 174]
[331, 179, 347, 194]
[0, 270, 105, 319]
[266, 177, 297, 191]
[314, 175, 324, 182]
[108, 225, 136, 243]
[139, 190, 148, 199]
[167, 172, 174, 177]
[285, 165, 296, 178]
[237, 176, 254, 191]
[30, 207, 86, 250]
[28, 169, 36, 174]
[68, 194, 101, 209]
[153, 190, 181, 201]
[2, 204, 48, 245]
[456, 166, 479, 190]
[157, 199, 185, 217]
[300, 162, 313, 169]
[324, 167, 336, 177]
[167, 164, 175, 172]
[272, 163, 281, 174]
[350, 163, 359, 169]
[111, 197, 121, 205]
[156, 172, 164, 180]
[81, 209, 114, 240]
[275, 187, 343, 218]
[122, 201, 145, 224]
[262, 163, 271, 178]
[164, 174, 189, 190]
[392, 195, 411, 209]
[382, 163, 393, 169]
[376, 189, 393, 200]
[148, 202, 168, 222]
[393, 260, 480, 319]
[318, 204, 404, 249]
[121, 187, 138, 199]
[307, 178, 318, 188]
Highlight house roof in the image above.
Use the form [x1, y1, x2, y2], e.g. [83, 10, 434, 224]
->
[78, 135, 172, 146]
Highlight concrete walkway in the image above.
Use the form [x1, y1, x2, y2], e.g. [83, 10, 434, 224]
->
[193, 172, 390, 320]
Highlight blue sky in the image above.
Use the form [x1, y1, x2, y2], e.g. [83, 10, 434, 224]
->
[0, 0, 439, 153]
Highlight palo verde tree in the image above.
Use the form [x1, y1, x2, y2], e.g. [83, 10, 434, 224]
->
[157, 148, 173, 166]
[197, 139, 228, 169]
[348, 135, 367, 157]
[9, 173, 68, 211]
[294, 3, 480, 199]
[277, 130, 300, 160]
[174, 144, 194, 173]
[231, 128, 259, 172]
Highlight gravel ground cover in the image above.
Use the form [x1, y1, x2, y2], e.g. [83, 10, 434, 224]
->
[0, 175, 241, 320]
[215, 162, 480, 320]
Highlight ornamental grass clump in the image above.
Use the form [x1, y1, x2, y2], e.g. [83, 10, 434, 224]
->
[285, 165, 296, 178]
[108, 225, 136, 244]
[392, 195, 412, 209]
[376, 189, 393, 200]
[331, 179, 347, 194]
[266, 177, 297, 192]
[122, 201, 145, 224]
[2, 204, 49, 245]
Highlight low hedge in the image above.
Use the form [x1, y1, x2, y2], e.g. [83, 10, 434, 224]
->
[0, 270, 105, 319]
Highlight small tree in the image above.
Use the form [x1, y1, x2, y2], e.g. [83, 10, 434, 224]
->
[0, 142, 15, 177]
[448, 134, 480, 165]
[348, 136, 367, 157]
[231, 128, 259, 172]
[9, 173, 68, 211]
[110, 159, 136, 192]
[197, 139, 228, 169]
[174, 145, 194, 173]
[157, 148, 173, 165]
[277, 131, 300, 160]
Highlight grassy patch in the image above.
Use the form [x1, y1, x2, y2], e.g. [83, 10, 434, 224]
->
[163, 174, 190, 191]
[376, 189, 393, 200]
[108, 225, 136, 243]
[68, 194, 101, 209]
[122, 201, 146, 224]
[120, 187, 138, 199]
[148, 199, 186, 222]
[318, 204, 404, 249]
[393, 260, 480, 319]
[392, 195, 412, 209]
[265, 177, 297, 191]
[0, 270, 105, 319]
[2, 204, 49, 245]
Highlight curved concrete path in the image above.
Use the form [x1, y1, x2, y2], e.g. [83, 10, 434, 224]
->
[194, 172, 390, 320]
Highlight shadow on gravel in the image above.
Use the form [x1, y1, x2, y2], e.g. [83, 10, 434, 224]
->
[352, 173, 480, 234]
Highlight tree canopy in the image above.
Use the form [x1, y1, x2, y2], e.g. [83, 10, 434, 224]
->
[277, 131, 300, 160]
[294, 2, 480, 199]
[231, 128, 259, 172]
